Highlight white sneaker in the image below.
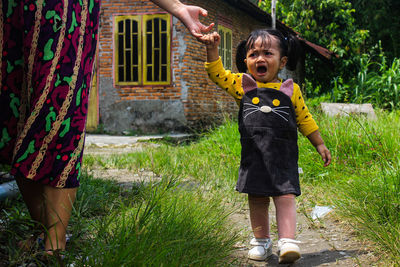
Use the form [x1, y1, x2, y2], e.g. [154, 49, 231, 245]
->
[248, 238, 273, 261]
[277, 238, 301, 264]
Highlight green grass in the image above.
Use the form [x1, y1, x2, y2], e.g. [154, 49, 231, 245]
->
[82, 109, 400, 264]
[83, 119, 242, 198]
[300, 109, 400, 263]
[1, 108, 400, 265]
[69, 176, 238, 266]
[1, 174, 238, 266]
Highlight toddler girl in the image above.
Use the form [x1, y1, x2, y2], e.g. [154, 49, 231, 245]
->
[200, 29, 331, 264]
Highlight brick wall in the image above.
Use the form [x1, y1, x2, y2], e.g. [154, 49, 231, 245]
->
[99, 0, 180, 101]
[183, 0, 270, 127]
[98, 0, 274, 132]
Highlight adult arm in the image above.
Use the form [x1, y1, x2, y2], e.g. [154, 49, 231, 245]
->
[150, 0, 214, 38]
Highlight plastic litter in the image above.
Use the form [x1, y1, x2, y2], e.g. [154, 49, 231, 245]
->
[311, 205, 334, 220]
[0, 180, 19, 201]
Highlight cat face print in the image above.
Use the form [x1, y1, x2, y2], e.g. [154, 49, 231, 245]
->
[241, 73, 294, 123]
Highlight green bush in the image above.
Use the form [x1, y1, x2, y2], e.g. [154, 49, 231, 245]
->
[332, 45, 400, 110]
[351, 0, 400, 61]
[259, 0, 368, 95]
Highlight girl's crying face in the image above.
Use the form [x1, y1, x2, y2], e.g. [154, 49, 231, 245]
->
[244, 36, 287, 83]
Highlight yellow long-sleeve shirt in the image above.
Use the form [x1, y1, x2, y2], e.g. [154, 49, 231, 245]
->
[205, 57, 318, 136]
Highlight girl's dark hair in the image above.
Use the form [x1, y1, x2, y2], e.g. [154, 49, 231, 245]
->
[235, 28, 301, 72]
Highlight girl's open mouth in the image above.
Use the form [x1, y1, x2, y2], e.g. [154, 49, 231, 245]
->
[257, 66, 267, 74]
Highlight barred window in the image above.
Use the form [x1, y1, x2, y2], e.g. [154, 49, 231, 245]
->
[218, 25, 232, 70]
[115, 14, 171, 85]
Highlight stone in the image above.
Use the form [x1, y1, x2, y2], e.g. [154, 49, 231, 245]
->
[320, 103, 377, 120]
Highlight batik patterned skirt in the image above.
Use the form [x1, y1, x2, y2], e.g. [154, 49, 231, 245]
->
[0, 0, 100, 188]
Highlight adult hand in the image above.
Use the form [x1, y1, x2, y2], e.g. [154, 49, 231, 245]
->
[175, 4, 214, 39]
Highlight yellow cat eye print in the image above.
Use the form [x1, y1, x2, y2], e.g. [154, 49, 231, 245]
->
[272, 99, 280, 106]
[252, 97, 260, 104]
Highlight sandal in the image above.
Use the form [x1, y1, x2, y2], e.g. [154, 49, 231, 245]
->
[18, 233, 45, 252]
[36, 249, 66, 267]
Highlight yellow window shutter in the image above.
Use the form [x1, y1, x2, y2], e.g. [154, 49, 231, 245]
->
[143, 14, 171, 85]
[115, 16, 142, 85]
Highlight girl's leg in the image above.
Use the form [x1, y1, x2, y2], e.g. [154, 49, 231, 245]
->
[15, 176, 77, 251]
[273, 194, 296, 239]
[248, 195, 270, 239]
[273, 194, 301, 263]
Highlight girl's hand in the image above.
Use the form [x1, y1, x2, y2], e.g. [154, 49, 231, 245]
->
[199, 31, 221, 49]
[199, 32, 220, 62]
[316, 144, 331, 167]
[306, 130, 331, 167]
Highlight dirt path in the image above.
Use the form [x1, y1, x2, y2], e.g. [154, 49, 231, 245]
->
[84, 139, 377, 266]
[229, 205, 375, 266]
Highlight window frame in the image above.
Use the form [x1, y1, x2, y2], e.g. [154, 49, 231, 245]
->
[114, 13, 171, 86]
[115, 16, 142, 86]
[218, 25, 232, 70]
[142, 14, 171, 86]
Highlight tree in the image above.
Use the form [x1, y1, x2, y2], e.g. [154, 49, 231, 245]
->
[351, 0, 400, 61]
[259, 0, 368, 96]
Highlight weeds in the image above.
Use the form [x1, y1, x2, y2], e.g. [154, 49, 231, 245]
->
[327, 113, 400, 263]
[1, 172, 238, 266]
[1, 109, 400, 265]
[333, 45, 400, 111]
[69, 176, 238, 266]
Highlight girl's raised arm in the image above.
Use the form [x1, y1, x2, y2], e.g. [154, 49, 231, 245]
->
[199, 31, 221, 62]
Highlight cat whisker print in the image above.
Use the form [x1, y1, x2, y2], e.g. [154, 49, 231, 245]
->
[243, 104, 290, 122]
[273, 106, 290, 110]
[271, 108, 289, 121]
[244, 103, 260, 108]
[243, 108, 261, 120]
[243, 103, 261, 120]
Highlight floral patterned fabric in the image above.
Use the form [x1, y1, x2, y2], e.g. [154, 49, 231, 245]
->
[0, 0, 100, 188]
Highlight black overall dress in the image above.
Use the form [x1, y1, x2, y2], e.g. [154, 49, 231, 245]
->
[236, 74, 300, 196]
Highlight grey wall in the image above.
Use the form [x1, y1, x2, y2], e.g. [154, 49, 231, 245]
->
[98, 77, 187, 134]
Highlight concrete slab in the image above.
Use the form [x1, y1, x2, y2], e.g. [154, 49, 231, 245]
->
[320, 103, 377, 120]
[85, 133, 191, 147]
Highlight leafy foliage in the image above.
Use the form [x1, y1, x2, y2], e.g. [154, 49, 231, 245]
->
[351, 0, 400, 61]
[332, 43, 400, 110]
[259, 0, 400, 110]
[259, 0, 368, 95]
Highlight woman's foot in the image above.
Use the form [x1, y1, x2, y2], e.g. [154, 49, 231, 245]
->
[277, 238, 301, 264]
[248, 238, 273, 261]
[36, 249, 66, 266]
[19, 232, 72, 252]
[18, 233, 45, 251]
